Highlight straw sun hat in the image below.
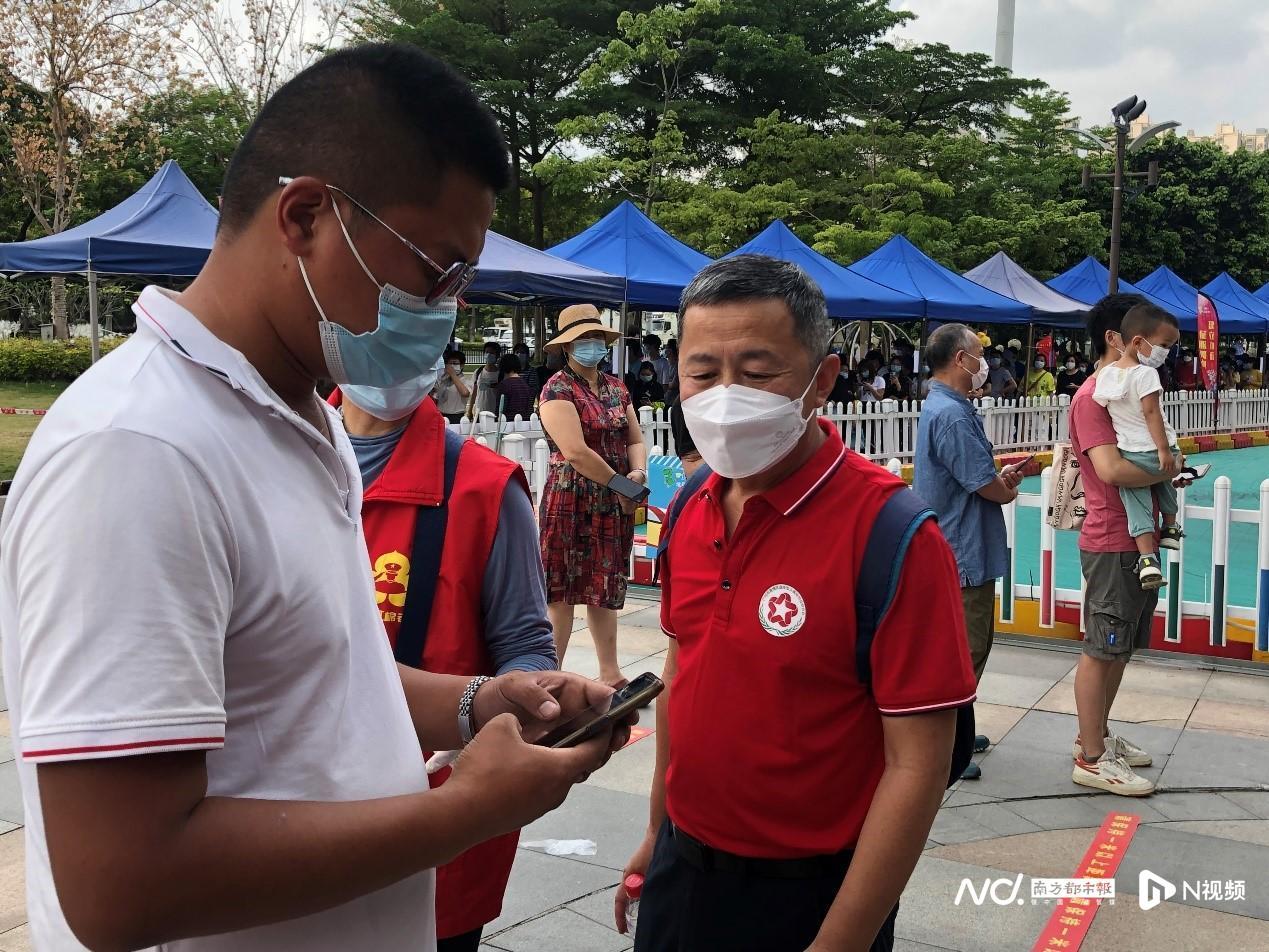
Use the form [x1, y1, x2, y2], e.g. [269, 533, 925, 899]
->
[544, 304, 622, 353]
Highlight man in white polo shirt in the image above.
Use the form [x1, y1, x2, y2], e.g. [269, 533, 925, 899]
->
[0, 44, 626, 952]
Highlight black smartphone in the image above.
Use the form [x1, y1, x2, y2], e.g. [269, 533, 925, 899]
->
[608, 472, 651, 503]
[1006, 453, 1036, 472]
[534, 672, 664, 749]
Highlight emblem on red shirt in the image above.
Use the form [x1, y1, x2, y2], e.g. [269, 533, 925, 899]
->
[373, 551, 411, 624]
[759, 584, 806, 637]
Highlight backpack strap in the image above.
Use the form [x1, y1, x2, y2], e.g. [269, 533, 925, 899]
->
[394, 430, 463, 669]
[655, 464, 713, 580]
[854, 488, 937, 689]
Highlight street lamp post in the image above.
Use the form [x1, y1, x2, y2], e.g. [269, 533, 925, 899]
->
[1075, 96, 1180, 294]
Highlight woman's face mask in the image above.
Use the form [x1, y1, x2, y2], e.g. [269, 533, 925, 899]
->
[639, 373, 654, 382]
[1034, 359, 1046, 370]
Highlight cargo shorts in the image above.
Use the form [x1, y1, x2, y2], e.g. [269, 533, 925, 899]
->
[1080, 551, 1159, 661]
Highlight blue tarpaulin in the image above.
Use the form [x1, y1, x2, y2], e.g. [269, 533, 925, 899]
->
[1045, 257, 1184, 322]
[1137, 265, 1253, 335]
[0, 161, 218, 277]
[847, 235, 1034, 322]
[963, 251, 1087, 327]
[724, 221, 923, 319]
[1198, 273, 1269, 335]
[468, 231, 624, 304]
[1255, 282, 1269, 306]
[547, 200, 712, 310]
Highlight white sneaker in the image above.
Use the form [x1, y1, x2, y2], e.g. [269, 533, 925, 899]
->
[1073, 734, 1152, 768]
[1073, 746, 1155, 796]
[1110, 734, 1152, 767]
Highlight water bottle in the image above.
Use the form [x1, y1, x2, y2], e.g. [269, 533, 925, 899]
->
[624, 872, 645, 936]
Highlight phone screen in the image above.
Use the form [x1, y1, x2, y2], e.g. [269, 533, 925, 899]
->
[533, 672, 663, 748]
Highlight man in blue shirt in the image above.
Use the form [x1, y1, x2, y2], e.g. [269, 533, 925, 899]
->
[915, 323, 1024, 779]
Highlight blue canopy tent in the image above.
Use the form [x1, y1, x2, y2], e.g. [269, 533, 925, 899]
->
[0, 160, 218, 278]
[1046, 257, 1184, 322]
[963, 252, 1087, 327]
[546, 200, 711, 311]
[1199, 273, 1269, 335]
[467, 231, 624, 305]
[1138, 266, 1266, 335]
[724, 221, 923, 319]
[1255, 282, 1269, 305]
[547, 200, 712, 374]
[0, 160, 218, 359]
[847, 235, 1034, 322]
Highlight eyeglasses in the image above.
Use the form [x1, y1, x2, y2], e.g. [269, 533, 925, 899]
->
[278, 177, 478, 304]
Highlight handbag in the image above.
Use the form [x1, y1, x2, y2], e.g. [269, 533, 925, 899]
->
[1047, 442, 1086, 531]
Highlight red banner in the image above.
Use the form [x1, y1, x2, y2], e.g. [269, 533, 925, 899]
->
[1196, 292, 1220, 392]
[1030, 812, 1141, 952]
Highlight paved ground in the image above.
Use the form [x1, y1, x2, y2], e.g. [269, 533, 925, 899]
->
[0, 597, 1265, 950]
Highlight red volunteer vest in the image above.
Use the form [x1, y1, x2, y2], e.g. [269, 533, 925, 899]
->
[333, 394, 526, 938]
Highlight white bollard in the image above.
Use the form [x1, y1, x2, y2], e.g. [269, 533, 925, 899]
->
[1257, 479, 1269, 653]
[1039, 465, 1055, 628]
[1210, 475, 1230, 647]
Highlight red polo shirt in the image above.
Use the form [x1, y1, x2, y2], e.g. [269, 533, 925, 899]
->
[660, 420, 976, 859]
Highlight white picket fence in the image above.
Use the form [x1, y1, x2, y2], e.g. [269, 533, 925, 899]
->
[637, 388, 1269, 464]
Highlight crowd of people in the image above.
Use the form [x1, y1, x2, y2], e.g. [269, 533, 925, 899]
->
[0, 38, 1256, 952]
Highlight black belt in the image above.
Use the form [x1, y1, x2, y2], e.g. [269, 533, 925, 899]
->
[670, 823, 854, 880]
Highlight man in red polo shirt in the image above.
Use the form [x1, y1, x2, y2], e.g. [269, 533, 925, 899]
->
[616, 255, 977, 952]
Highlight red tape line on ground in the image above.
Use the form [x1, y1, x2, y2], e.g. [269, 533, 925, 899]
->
[1030, 811, 1141, 952]
[0, 407, 47, 416]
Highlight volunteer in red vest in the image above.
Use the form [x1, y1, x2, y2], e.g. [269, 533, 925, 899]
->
[616, 255, 977, 952]
[331, 366, 556, 952]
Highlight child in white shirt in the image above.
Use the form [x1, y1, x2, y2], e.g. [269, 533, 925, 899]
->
[1092, 303, 1184, 589]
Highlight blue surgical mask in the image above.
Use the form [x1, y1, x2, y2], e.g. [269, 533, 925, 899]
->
[342, 354, 445, 422]
[298, 194, 457, 388]
[571, 339, 609, 367]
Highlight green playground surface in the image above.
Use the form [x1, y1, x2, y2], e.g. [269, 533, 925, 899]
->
[1014, 444, 1269, 609]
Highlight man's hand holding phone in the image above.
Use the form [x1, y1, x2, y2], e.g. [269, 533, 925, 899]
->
[441, 672, 640, 847]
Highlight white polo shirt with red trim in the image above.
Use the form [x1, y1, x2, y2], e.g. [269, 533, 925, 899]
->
[0, 287, 433, 950]
[660, 419, 976, 859]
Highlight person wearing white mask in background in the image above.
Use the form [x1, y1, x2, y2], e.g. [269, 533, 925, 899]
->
[616, 256, 976, 952]
[537, 304, 648, 686]
[914, 324, 1025, 782]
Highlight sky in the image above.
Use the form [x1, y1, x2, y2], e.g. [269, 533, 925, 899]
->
[891, 0, 1269, 135]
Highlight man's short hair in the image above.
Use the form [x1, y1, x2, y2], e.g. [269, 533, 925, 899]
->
[643, 333, 662, 350]
[1086, 293, 1148, 357]
[444, 348, 464, 366]
[679, 255, 830, 362]
[219, 43, 510, 235]
[926, 323, 979, 373]
[1120, 302, 1178, 341]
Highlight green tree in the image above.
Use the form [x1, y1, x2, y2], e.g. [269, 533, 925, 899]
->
[82, 85, 251, 212]
[359, 0, 624, 245]
[843, 42, 1039, 134]
[1092, 136, 1269, 289]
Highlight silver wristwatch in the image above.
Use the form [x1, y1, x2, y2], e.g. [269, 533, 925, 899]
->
[458, 676, 493, 745]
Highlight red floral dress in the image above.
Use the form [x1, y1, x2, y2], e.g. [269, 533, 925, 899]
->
[538, 367, 635, 608]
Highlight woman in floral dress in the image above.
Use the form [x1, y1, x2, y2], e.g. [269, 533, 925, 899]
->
[538, 304, 648, 687]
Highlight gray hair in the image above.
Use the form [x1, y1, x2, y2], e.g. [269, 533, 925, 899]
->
[926, 323, 980, 373]
[679, 254, 830, 361]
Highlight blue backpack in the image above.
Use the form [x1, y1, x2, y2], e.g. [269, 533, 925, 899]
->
[657, 465, 975, 788]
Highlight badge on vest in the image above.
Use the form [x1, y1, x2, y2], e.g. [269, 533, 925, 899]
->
[759, 584, 806, 637]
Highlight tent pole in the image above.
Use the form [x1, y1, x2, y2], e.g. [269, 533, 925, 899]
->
[1024, 322, 1035, 397]
[617, 302, 628, 378]
[88, 266, 101, 364]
